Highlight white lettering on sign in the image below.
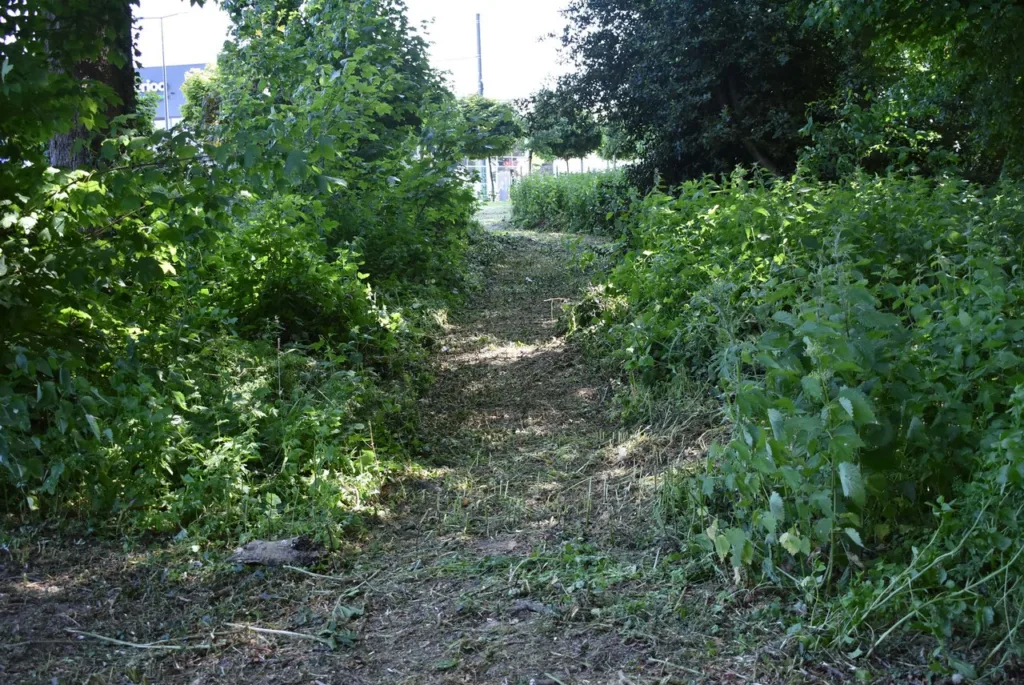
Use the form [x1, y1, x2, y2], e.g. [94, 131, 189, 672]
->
[138, 80, 165, 94]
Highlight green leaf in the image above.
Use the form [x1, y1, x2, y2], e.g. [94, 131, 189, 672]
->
[838, 388, 876, 425]
[844, 527, 863, 547]
[767, 409, 786, 440]
[780, 531, 801, 556]
[814, 517, 833, 541]
[85, 414, 102, 441]
[285, 150, 307, 177]
[41, 461, 65, 495]
[1, 57, 12, 82]
[769, 491, 785, 523]
[244, 144, 259, 168]
[725, 527, 752, 567]
[838, 396, 855, 420]
[838, 461, 865, 507]
[801, 374, 823, 402]
[714, 534, 730, 562]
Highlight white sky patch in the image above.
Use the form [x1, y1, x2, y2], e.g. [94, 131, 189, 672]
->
[135, 0, 232, 67]
[405, 0, 573, 101]
[135, 0, 574, 101]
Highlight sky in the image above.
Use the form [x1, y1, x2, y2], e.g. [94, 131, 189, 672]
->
[135, 0, 574, 101]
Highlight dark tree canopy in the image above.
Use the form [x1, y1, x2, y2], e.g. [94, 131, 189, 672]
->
[560, 0, 845, 186]
[806, 0, 1024, 180]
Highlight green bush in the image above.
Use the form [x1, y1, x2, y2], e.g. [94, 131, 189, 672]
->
[586, 169, 1024, 670]
[510, 171, 636, 235]
[0, 0, 474, 539]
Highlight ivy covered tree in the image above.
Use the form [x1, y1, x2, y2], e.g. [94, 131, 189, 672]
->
[522, 87, 602, 173]
[560, 0, 844, 186]
[46, 0, 138, 169]
[1, 0, 139, 173]
[457, 95, 522, 200]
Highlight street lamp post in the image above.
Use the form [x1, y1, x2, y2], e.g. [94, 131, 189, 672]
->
[139, 13, 183, 131]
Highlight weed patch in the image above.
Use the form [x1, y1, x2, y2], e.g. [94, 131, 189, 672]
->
[563, 169, 1024, 678]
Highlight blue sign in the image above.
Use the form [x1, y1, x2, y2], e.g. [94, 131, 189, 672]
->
[138, 63, 208, 121]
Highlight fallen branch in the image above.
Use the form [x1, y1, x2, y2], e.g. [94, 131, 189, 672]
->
[64, 629, 212, 651]
[226, 622, 331, 646]
[646, 657, 703, 677]
[284, 565, 380, 591]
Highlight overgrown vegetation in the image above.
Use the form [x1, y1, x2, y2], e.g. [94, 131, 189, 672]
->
[7, 0, 1024, 679]
[524, 166, 1024, 680]
[510, 171, 634, 236]
[513, 0, 1024, 672]
[0, 0, 476, 540]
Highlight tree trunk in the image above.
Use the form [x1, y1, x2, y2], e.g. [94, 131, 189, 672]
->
[487, 156, 496, 201]
[47, 0, 137, 170]
[527, 150, 533, 176]
[724, 71, 781, 175]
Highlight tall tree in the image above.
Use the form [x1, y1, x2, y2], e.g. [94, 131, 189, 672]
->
[560, 0, 844, 186]
[457, 95, 522, 200]
[598, 122, 635, 168]
[44, 0, 138, 169]
[522, 87, 601, 174]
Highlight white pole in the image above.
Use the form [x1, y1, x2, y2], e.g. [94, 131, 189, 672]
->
[140, 13, 183, 130]
[160, 18, 170, 130]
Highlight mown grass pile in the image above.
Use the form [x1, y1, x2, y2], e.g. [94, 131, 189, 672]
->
[0, 1, 476, 541]
[510, 170, 635, 236]
[521, 169, 1024, 675]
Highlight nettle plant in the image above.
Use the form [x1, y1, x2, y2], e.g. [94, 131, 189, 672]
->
[603, 172, 1024, 663]
[510, 171, 636, 236]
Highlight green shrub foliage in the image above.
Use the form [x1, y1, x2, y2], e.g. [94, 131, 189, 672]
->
[0, 0, 474, 536]
[510, 171, 635, 236]
[584, 170, 1024, 667]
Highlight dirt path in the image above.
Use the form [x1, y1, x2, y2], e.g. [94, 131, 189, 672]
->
[1, 208, 747, 684]
[337, 209, 665, 683]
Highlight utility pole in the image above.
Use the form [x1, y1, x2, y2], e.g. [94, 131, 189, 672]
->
[159, 18, 170, 129]
[140, 13, 183, 131]
[476, 13, 488, 200]
[476, 13, 484, 96]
